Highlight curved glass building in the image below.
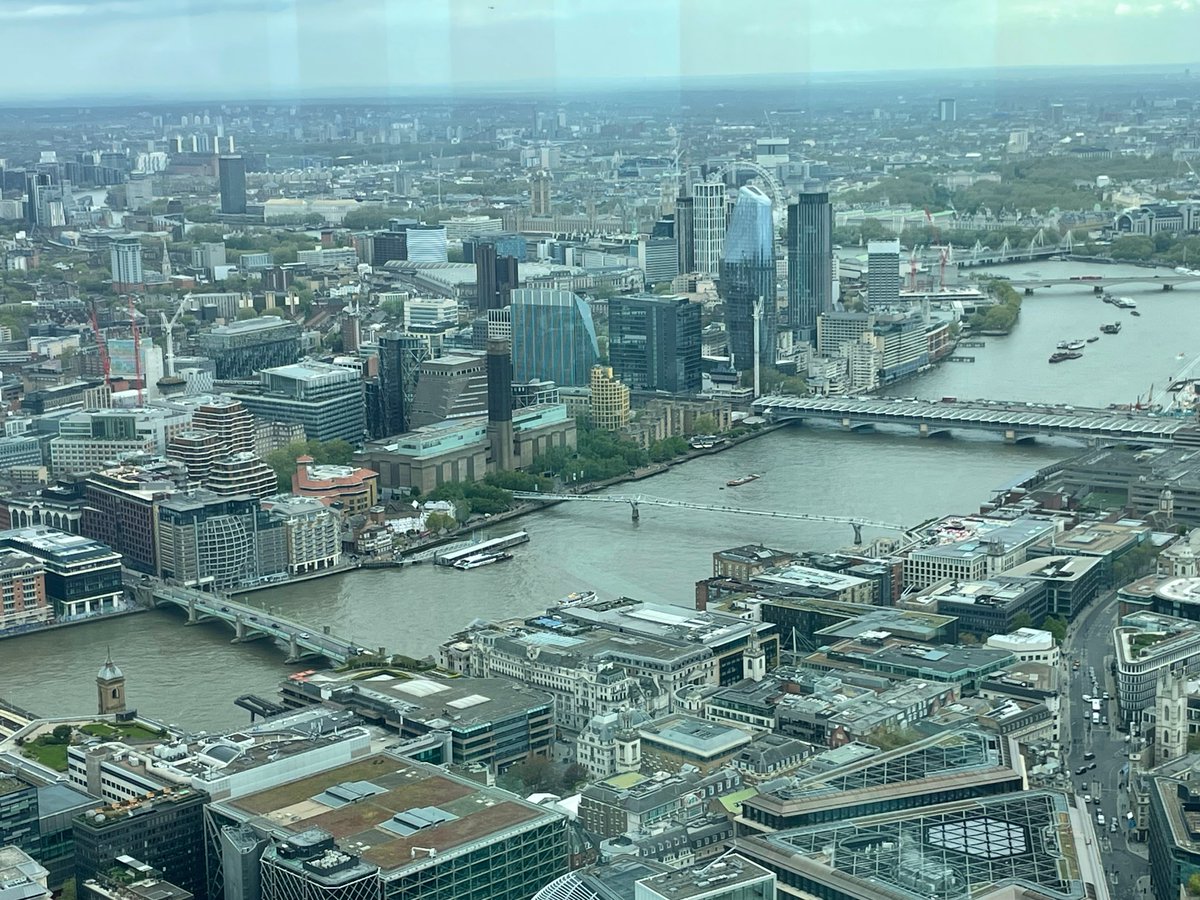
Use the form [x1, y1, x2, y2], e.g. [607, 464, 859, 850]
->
[510, 288, 600, 387]
[721, 185, 776, 370]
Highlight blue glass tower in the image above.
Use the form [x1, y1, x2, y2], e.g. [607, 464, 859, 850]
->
[509, 288, 600, 387]
[721, 185, 776, 370]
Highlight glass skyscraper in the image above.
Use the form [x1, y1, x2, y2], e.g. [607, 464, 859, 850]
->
[218, 155, 246, 215]
[720, 185, 776, 370]
[509, 288, 599, 387]
[786, 191, 833, 344]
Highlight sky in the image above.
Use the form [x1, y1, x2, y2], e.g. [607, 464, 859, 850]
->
[3, 0, 1199, 100]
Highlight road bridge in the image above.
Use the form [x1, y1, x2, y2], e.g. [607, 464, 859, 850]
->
[511, 492, 908, 545]
[1003, 274, 1200, 292]
[150, 584, 364, 665]
[752, 396, 1199, 445]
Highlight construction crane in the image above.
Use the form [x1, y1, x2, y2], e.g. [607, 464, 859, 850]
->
[89, 300, 110, 387]
[925, 207, 950, 290]
[159, 295, 189, 377]
[128, 295, 143, 406]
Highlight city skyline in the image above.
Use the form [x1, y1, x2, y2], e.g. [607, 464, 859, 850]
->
[2, 0, 1199, 101]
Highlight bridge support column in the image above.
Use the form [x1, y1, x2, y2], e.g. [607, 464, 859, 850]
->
[841, 417, 852, 430]
[186, 598, 198, 624]
[288, 634, 300, 661]
[1004, 430, 1018, 444]
[235, 615, 246, 641]
[629, 500, 640, 522]
[919, 423, 930, 438]
[851, 524, 863, 546]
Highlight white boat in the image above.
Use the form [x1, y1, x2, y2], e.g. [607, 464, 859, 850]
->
[558, 590, 598, 607]
[453, 552, 513, 570]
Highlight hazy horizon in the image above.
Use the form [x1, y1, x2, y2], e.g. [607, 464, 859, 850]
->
[4, 0, 1199, 104]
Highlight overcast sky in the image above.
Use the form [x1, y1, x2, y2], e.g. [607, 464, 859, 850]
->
[5, 0, 1199, 100]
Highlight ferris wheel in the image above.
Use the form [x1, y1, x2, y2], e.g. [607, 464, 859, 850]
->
[710, 160, 785, 206]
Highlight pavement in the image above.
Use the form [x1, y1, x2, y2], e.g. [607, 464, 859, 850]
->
[1062, 590, 1149, 898]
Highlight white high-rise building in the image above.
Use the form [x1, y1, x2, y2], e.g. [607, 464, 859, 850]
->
[692, 180, 726, 276]
[109, 237, 144, 289]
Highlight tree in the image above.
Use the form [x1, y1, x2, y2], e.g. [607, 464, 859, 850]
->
[50, 724, 72, 744]
[1188, 872, 1200, 896]
[1010, 612, 1033, 631]
[505, 755, 557, 793]
[424, 512, 457, 534]
[689, 414, 717, 436]
[559, 763, 587, 793]
[235, 307, 259, 320]
[1041, 615, 1068, 644]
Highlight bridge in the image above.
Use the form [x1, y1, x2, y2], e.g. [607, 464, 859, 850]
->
[511, 492, 908, 545]
[1003, 274, 1200, 293]
[150, 584, 364, 665]
[752, 396, 1199, 445]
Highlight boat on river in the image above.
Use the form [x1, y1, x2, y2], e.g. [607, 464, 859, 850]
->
[1049, 352, 1083, 364]
[453, 552, 513, 570]
[727, 474, 761, 487]
[1101, 322, 1121, 334]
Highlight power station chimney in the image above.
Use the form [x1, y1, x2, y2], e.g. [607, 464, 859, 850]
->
[487, 339, 515, 472]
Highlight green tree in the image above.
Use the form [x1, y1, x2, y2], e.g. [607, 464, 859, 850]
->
[1010, 612, 1033, 631]
[235, 307, 259, 320]
[1040, 615, 1068, 644]
[185, 205, 216, 223]
[50, 724, 73, 744]
[1188, 872, 1200, 896]
[690, 413, 717, 436]
[1109, 235, 1155, 261]
[424, 512, 457, 534]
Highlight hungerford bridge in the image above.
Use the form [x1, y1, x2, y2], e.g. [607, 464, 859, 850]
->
[751, 396, 1200, 445]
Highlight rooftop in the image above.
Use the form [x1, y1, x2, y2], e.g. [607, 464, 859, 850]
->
[0, 526, 121, 565]
[219, 752, 563, 873]
[635, 855, 774, 900]
[638, 715, 753, 759]
[750, 790, 1087, 900]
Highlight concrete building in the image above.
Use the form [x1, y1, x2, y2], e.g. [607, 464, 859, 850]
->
[0, 847, 49, 900]
[0, 550, 48, 634]
[109, 237, 143, 292]
[609, 294, 702, 394]
[156, 492, 285, 589]
[290, 457, 379, 514]
[0, 527, 122, 619]
[903, 517, 1059, 589]
[203, 452, 278, 500]
[866, 239, 901, 307]
[985, 627, 1060, 665]
[1115, 613, 1200, 726]
[408, 353, 489, 428]
[279, 670, 554, 772]
[402, 297, 458, 331]
[589, 366, 630, 432]
[205, 753, 568, 900]
[751, 564, 877, 605]
[1005, 554, 1103, 620]
[920, 576, 1048, 639]
[233, 361, 365, 445]
[692, 181, 726, 276]
[50, 407, 191, 475]
[357, 403, 575, 495]
[261, 495, 341, 574]
[196, 317, 301, 380]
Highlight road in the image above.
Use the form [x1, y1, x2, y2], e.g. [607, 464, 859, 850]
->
[1062, 590, 1147, 899]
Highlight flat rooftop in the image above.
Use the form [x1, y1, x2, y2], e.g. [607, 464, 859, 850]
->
[638, 715, 752, 758]
[753, 564, 870, 593]
[292, 672, 552, 727]
[221, 752, 561, 872]
[636, 855, 774, 899]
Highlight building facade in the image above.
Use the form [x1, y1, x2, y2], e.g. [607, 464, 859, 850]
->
[786, 192, 833, 344]
[721, 185, 776, 370]
[609, 294, 702, 394]
[510, 288, 600, 388]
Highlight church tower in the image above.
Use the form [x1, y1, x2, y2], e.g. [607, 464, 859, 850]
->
[97, 650, 126, 715]
[743, 627, 767, 683]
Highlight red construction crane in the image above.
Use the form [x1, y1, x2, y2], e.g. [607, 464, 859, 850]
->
[128, 294, 143, 406]
[89, 300, 110, 386]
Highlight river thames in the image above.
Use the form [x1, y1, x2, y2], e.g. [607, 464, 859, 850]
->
[2, 259, 1196, 729]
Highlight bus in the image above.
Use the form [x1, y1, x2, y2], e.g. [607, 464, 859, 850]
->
[1092, 698, 1103, 714]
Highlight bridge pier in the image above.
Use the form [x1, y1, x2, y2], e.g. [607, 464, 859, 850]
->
[628, 499, 640, 522]
[187, 598, 198, 624]
[851, 524, 863, 546]
[288, 634, 300, 661]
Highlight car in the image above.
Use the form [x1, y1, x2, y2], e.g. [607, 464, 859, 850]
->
[1110, 821, 1118, 833]
[1080, 783, 1088, 792]
[298, 632, 311, 639]
[1076, 766, 1088, 775]
[1084, 751, 1096, 760]
[1103, 691, 1110, 700]
[1082, 694, 1092, 703]
[1088, 763, 1097, 771]
[1102, 716, 1108, 725]
[1084, 795, 1093, 803]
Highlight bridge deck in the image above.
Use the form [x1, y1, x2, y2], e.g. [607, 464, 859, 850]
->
[754, 396, 1189, 441]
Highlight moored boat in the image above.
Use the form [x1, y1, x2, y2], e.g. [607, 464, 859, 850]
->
[453, 552, 513, 570]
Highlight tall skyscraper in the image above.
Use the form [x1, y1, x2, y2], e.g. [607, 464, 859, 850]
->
[867, 240, 902, 308]
[372, 230, 408, 264]
[218, 155, 247, 215]
[720, 185, 776, 370]
[938, 98, 957, 122]
[509, 288, 599, 387]
[692, 181, 726, 276]
[786, 192, 834, 344]
[375, 332, 427, 437]
[475, 239, 520, 312]
[609, 294, 702, 394]
[675, 196, 695, 274]
[109, 236, 144, 291]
